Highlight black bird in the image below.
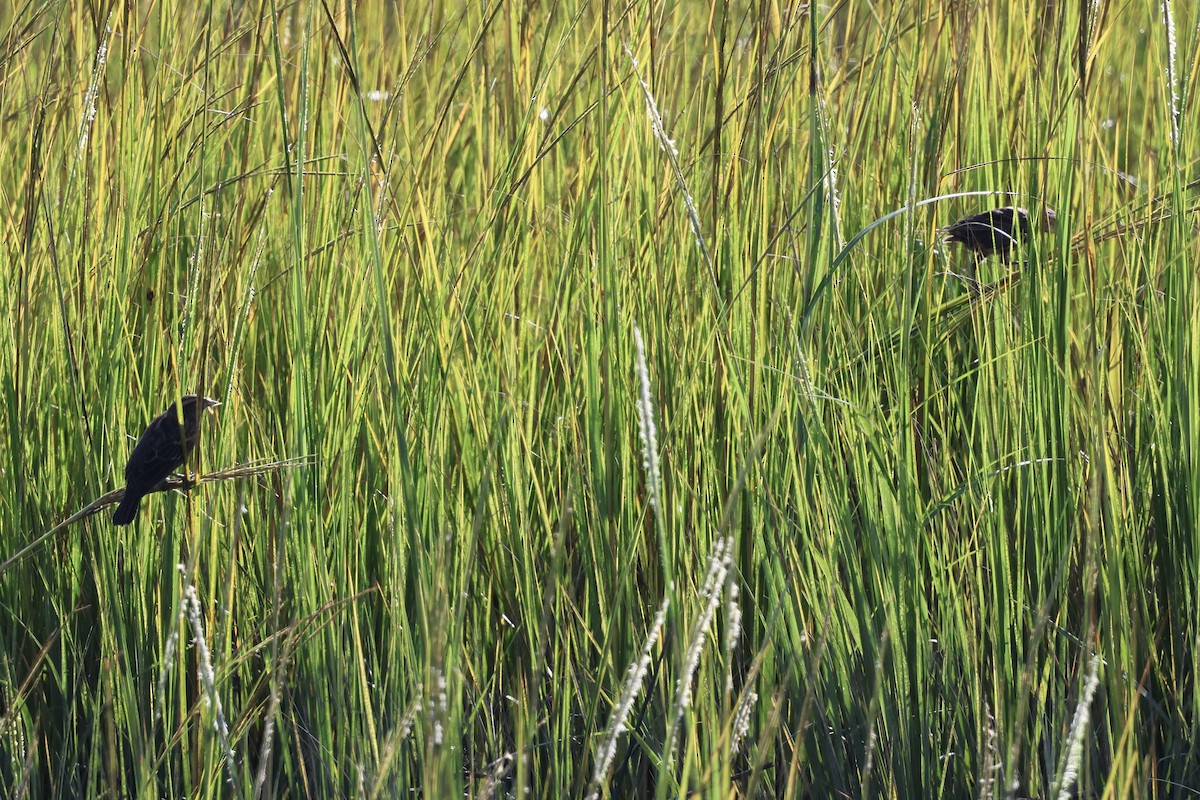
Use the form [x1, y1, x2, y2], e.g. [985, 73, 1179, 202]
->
[112, 395, 221, 526]
[944, 206, 1057, 262]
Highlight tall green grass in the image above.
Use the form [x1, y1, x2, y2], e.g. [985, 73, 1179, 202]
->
[1, 1, 1197, 796]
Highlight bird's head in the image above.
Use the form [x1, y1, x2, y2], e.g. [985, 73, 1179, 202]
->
[175, 394, 221, 423]
[1039, 206, 1057, 233]
[178, 394, 221, 410]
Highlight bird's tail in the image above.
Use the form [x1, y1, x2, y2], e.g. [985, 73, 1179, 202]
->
[112, 492, 140, 526]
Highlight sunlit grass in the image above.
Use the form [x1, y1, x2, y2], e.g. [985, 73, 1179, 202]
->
[1, 2, 1197, 797]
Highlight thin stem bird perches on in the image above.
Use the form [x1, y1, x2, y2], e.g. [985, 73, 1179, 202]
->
[0, 455, 317, 577]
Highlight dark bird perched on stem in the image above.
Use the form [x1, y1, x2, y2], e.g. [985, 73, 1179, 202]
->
[944, 206, 1057, 262]
[112, 395, 221, 526]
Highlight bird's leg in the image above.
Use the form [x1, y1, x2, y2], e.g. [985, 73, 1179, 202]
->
[960, 253, 984, 297]
[169, 470, 198, 491]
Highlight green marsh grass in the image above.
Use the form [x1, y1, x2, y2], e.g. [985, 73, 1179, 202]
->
[1, 1, 1198, 797]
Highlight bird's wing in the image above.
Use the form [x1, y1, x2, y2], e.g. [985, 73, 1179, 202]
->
[124, 416, 187, 491]
[943, 219, 1017, 244]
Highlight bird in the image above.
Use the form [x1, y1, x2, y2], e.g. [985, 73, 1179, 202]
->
[943, 206, 1057, 262]
[112, 395, 221, 526]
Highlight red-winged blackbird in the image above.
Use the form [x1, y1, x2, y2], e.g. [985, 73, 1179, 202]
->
[112, 395, 221, 526]
[944, 206, 1057, 262]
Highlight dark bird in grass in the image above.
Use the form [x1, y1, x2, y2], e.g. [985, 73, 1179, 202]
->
[944, 206, 1057, 262]
[112, 395, 221, 526]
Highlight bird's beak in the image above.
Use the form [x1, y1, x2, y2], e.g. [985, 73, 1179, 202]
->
[204, 397, 222, 408]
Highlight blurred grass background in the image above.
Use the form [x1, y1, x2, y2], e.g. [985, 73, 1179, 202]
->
[0, 0, 1198, 796]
